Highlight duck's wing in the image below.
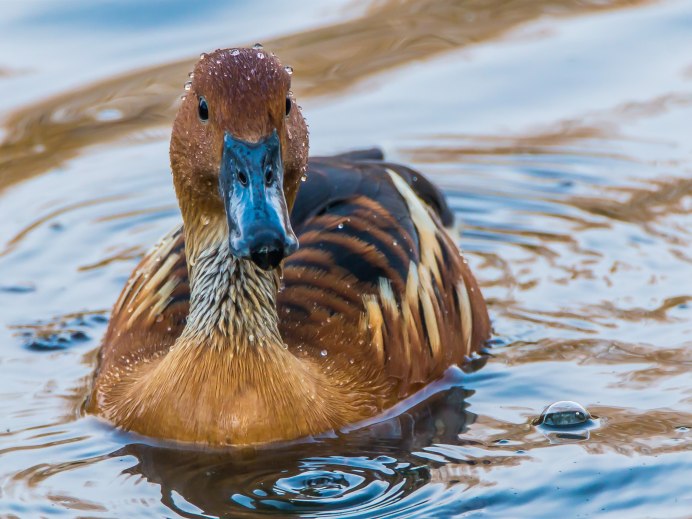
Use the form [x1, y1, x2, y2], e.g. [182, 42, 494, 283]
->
[279, 155, 490, 395]
[94, 226, 190, 376]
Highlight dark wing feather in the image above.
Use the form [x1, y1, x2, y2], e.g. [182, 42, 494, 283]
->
[326, 147, 384, 162]
[279, 155, 489, 395]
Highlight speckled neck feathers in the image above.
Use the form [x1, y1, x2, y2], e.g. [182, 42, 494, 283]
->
[180, 221, 283, 352]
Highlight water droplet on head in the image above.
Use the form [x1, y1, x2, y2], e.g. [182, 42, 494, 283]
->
[201, 215, 210, 226]
[248, 334, 255, 342]
[231, 49, 240, 56]
[284, 65, 293, 75]
[200, 53, 207, 60]
[188, 71, 194, 78]
[184, 81, 192, 91]
[301, 174, 308, 182]
[253, 43, 263, 50]
[337, 223, 344, 230]
[320, 349, 328, 357]
[257, 52, 264, 59]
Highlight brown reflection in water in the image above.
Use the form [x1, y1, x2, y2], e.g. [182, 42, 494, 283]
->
[0, 0, 648, 192]
[77, 245, 147, 272]
[404, 92, 692, 166]
[583, 407, 692, 456]
[465, 406, 691, 457]
[405, 125, 622, 164]
[498, 293, 691, 336]
[572, 176, 692, 228]
[496, 338, 692, 388]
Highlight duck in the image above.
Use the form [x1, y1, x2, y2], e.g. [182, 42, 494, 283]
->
[86, 47, 490, 446]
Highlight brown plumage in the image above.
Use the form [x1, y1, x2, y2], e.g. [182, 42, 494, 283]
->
[86, 48, 490, 445]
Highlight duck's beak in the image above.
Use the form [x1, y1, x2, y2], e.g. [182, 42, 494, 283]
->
[219, 129, 298, 270]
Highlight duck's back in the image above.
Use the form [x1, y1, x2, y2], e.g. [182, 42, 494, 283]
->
[279, 150, 489, 396]
[94, 150, 489, 401]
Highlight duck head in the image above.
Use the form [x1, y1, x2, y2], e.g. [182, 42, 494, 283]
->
[170, 48, 308, 270]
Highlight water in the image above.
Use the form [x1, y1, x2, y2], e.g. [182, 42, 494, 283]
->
[1, 0, 691, 517]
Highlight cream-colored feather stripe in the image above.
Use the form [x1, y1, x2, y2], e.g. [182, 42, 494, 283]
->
[386, 169, 443, 285]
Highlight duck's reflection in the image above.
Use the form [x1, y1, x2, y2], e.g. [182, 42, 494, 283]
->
[114, 383, 476, 517]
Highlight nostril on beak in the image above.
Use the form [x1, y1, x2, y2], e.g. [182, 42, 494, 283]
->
[250, 244, 284, 270]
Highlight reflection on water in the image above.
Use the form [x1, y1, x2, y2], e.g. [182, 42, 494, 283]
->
[0, 0, 652, 191]
[1, 0, 691, 517]
[116, 380, 473, 517]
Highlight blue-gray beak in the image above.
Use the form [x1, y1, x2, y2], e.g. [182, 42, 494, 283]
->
[219, 130, 298, 270]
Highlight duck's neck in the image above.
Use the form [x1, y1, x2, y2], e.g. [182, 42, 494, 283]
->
[182, 234, 282, 352]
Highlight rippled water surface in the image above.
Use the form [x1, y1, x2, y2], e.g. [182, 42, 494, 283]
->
[1, 1, 691, 517]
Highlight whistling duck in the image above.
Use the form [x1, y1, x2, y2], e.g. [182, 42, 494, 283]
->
[87, 47, 490, 445]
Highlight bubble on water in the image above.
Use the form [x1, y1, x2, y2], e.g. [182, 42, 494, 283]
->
[534, 400, 598, 444]
[537, 401, 591, 427]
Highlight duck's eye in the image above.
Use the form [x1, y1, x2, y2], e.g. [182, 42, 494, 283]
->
[285, 97, 292, 116]
[198, 96, 209, 122]
[237, 171, 248, 186]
